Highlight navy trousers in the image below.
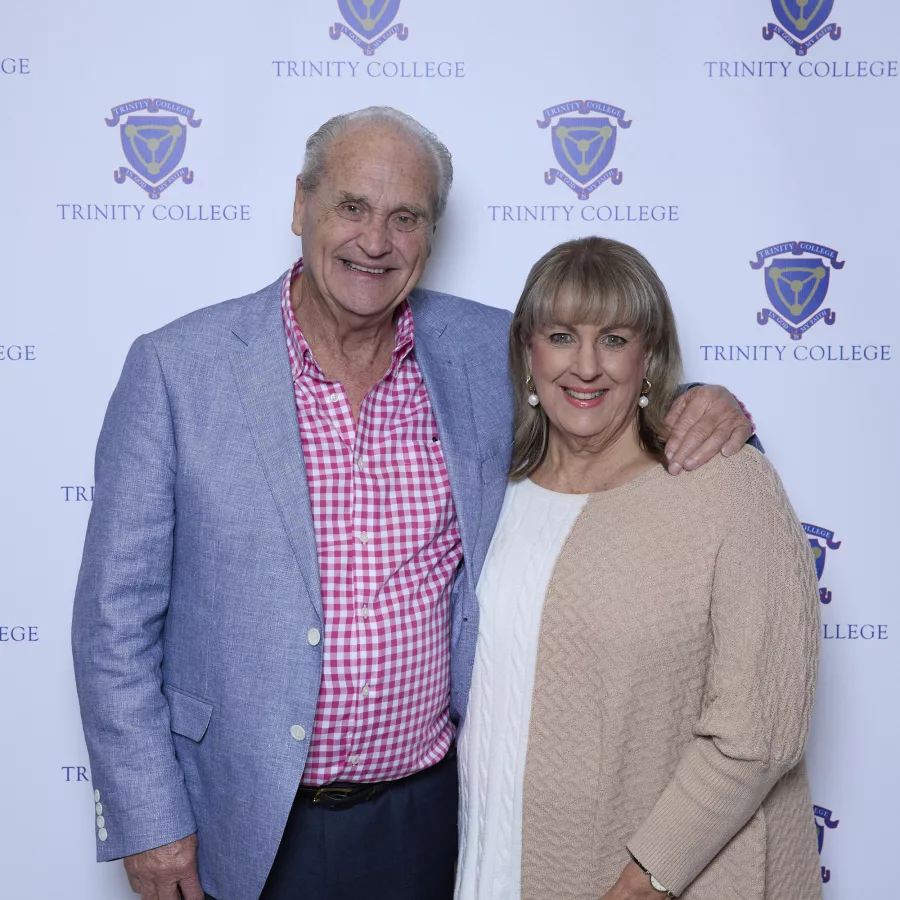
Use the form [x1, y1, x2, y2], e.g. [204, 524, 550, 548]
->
[205, 752, 458, 900]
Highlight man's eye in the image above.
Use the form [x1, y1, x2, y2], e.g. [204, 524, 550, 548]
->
[394, 213, 419, 230]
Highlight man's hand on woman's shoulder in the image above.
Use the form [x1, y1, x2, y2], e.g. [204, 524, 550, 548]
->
[664, 384, 754, 475]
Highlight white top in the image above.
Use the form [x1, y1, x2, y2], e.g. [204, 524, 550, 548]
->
[455, 478, 588, 900]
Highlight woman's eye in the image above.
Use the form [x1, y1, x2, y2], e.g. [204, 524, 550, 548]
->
[602, 334, 627, 348]
[548, 333, 573, 344]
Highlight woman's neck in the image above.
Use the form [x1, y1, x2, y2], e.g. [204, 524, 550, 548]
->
[530, 421, 658, 494]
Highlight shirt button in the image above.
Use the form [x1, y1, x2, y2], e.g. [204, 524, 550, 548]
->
[360, 607, 369, 618]
[96, 816, 105, 828]
[356, 457, 366, 470]
[361, 685, 370, 698]
[98, 828, 108, 842]
[290, 725, 307, 741]
[358, 533, 369, 544]
[329, 393, 340, 402]
[307, 628, 321, 646]
[93, 790, 100, 803]
[95, 802, 103, 815]
[349, 755, 360, 766]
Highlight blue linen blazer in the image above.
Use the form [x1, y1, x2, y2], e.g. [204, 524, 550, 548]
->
[71, 275, 514, 900]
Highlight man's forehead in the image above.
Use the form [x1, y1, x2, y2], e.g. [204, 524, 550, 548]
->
[321, 130, 436, 206]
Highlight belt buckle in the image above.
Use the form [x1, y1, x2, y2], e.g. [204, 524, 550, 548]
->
[312, 786, 356, 804]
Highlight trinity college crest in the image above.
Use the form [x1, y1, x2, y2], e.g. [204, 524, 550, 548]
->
[763, 0, 842, 55]
[106, 99, 201, 200]
[814, 805, 840, 883]
[802, 523, 842, 605]
[750, 241, 844, 340]
[537, 100, 631, 201]
[330, 0, 408, 55]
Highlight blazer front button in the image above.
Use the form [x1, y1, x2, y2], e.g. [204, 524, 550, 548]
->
[307, 628, 321, 646]
[290, 725, 307, 741]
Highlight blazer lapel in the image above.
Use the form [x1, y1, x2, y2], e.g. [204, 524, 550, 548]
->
[228, 279, 323, 618]
[411, 294, 483, 594]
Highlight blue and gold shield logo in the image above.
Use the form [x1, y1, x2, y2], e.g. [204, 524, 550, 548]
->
[106, 99, 201, 199]
[339, 0, 400, 38]
[538, 100, 631, 201]
[763, 0, 841, 55]
[773, 0, 835, 40]
[765, 258, 829, 325]
[751, 242, 843, 340]
[551, 119, 617, 187]
[120, 117, 186, 186]
[331, 0, 408, 55]
[802, 523, 841, 604]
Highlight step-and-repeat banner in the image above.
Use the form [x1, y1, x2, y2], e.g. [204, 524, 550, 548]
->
[1, 1, 897, 896]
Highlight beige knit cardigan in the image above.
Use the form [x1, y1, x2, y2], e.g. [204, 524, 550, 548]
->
[521, 446, 822, 900]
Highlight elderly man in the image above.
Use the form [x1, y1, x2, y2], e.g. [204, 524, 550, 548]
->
[72, 107, 753, 900]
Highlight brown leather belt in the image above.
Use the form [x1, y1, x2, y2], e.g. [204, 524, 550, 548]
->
[295, 745, 456, 811]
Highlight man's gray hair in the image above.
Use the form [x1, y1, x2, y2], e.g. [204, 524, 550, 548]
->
[300, 106, 454, 221]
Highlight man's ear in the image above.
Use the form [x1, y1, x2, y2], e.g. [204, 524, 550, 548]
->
[291, 175, 306, 236]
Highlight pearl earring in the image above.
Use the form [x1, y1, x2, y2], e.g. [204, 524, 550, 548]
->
[638, 378, 651, 409]
[526, 375, 540, 408]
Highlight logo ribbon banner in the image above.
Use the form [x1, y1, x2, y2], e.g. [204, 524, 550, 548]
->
[756, 307, 834, 340]
[105, 98, 202, 128]
[544, 167, 622, 201]
[113, 166, 194, 200]
[750, 241, 845, 270]
[330, 21, 408, 54]
[762, 21, 841, 55]
[537, 100, 632, 129]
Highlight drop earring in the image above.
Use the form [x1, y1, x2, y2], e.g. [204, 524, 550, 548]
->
[526, 375, 540, 408]
[638, 378, 651, 409]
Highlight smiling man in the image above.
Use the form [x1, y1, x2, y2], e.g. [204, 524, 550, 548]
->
[72, 107, 753, 900]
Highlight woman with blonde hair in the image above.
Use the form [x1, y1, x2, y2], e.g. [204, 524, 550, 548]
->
[455, 236, 821, 900]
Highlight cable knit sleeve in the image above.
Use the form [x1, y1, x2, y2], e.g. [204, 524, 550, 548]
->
[627, 448, 820, 896]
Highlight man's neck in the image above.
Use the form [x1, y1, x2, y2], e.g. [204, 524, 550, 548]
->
[290, 270, 399, 371]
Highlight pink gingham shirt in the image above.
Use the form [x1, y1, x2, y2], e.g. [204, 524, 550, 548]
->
[282, 260, 460, 786]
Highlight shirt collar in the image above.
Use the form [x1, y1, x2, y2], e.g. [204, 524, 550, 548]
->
[281, 258, 416, 382]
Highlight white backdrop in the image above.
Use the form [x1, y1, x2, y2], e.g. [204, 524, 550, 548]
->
[1, 1, 897, 897]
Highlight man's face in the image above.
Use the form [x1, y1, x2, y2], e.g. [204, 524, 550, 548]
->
[292, 125, 437, 322]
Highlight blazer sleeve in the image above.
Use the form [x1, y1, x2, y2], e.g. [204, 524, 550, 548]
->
[72, 334, 196, 861]
[626, 448, 819, 895]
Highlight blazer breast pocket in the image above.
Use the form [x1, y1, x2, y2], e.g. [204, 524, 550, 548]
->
[480, 442, 513, 484]
[164, 684, 214, 743]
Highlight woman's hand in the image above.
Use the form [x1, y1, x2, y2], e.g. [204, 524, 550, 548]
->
[600, 860, 670, 900]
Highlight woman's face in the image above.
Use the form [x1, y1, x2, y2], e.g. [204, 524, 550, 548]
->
[527, 308, 650, 451]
